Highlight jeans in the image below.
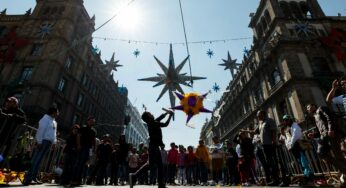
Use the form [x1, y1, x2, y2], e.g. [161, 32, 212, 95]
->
[72, 147, 90, 182]
[118, 161, 128, 183]
[24, 140, 52, 182]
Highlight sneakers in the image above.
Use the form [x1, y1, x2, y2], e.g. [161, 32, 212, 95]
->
[279, 182, 290, 187]
[341, 174, 345, 184]
[267, 181, 280, 186]
[33, 179, 43, 184]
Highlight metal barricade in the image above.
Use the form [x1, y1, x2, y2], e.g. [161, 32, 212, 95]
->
[0, 118, 65, 178]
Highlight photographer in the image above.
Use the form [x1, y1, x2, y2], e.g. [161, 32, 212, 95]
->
[326, 78, 346, 136]
[326, 78, 346, 117]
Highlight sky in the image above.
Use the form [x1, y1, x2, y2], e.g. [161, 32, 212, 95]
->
[2, 0, 346, 147]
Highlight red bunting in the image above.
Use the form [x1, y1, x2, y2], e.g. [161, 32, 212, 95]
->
[321, 28, 346, 61]
[0, 28, 28, 64]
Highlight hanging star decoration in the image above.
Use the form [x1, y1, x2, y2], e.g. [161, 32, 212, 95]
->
[243, 47, 250, 57]
[0, 28, 28, 64]
[118, 85, 128, 95]
[91, 45, 100, 55]
[138, 44, 206, 107]
[294, 20, 315, 37]
[206, 49, 214, 58]
[36, 23, 54, 39]
[133, 49, 140, 58]
[321, 28, 346, 61]
[100, 52, 122, 75]
[171, 92, 212, 124]
[212, 83, 220, 93]
[219, 51, 241, 78]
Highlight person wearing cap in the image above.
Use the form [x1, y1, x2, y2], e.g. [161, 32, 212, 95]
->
[23, 107, 59, 185]
[71, 116, 97, 186]
[0, 96, 26, 166]
[281, 115, 314, 186]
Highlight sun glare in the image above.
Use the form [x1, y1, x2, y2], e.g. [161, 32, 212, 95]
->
[116, 6, 142, 31]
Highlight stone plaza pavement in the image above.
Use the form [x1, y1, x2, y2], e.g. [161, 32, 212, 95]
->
[2, 181, 340, 188]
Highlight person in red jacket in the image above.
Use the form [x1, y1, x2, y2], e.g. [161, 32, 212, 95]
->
[167, 142, 179, 185]
[186, 146, 198, 185]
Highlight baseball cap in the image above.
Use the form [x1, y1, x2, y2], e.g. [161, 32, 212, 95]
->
[7, 97, 18, 104]
[282, 114, 291, 120]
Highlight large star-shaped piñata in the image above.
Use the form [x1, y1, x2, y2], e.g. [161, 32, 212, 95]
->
[219, 51, 241, 78]
[100, 52, 122, 75]
[172, 92, 212, 124]
[138, 44, 206, 107]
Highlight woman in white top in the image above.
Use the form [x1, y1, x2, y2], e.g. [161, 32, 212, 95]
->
[282, 115, 314, 186]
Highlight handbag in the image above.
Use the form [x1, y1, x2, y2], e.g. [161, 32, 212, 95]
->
[297, 139, 312, 151]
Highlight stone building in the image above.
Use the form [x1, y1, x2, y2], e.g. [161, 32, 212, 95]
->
[124, 100, 149, 147]
[203, 0, 346, 142]
[0, 0, 127, 140]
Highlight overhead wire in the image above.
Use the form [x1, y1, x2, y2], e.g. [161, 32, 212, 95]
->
[93, 36, 252, 45]
[178, 0, 193, 86]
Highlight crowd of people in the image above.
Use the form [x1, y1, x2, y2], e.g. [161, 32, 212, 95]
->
[0, 78, 346, 188]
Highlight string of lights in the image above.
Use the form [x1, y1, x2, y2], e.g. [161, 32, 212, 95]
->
[93, 36, 252, 45]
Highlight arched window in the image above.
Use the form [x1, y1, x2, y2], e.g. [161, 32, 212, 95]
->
[256, 24, 264, 37]
[290, 2, 303, 19]
[279, 1, 291, 18]
[299, 2, 311, 18]
[261, 17, 268, 32]
[264, 10, 271, 25]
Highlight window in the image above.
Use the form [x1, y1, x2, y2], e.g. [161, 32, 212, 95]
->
[65, 56, 74, 69]
[30, 44, 43, 56]
[264, 10, 271, 25]
[300, 2, 311, 18]
[57, 78, 66, 91]
[261, 17, 268, 32]
[290, 2, 302, 19]
[76, 93, 84, 106]
[18, 67, 33, 84]
[0, 26, 7, 38]
[270, 69, 281, 87]
[279, 100, 290, 120]
[280, 1, 291, 18]
[72, 114, 80, 124]
[254, 87, 264, 106]
[311, 57, 330, 72]
[82, 74, 88, 86]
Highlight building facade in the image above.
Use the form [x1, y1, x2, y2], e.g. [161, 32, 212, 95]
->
[124, 100, 149, 147]
[203, 0, 346, 142]
[0, 0, 127, 140]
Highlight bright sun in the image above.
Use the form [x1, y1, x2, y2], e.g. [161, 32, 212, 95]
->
[116, 6, 142, 31]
